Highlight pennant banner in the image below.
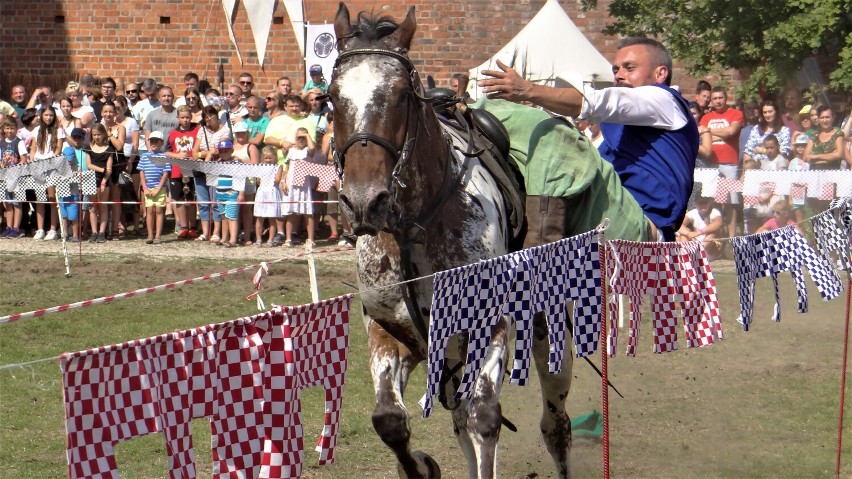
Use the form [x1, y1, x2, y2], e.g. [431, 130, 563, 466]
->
[244, 0, 277, 66]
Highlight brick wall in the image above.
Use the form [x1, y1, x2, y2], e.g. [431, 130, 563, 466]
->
[1, 0, 710, 99]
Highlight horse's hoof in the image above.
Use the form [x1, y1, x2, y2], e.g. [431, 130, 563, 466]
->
[397, 450, 441, 479]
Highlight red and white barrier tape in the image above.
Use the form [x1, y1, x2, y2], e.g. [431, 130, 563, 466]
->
[0, 245, 354, 324]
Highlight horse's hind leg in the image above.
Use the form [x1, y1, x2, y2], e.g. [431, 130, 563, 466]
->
[451, 318, 511, 479]
[532, 311, 573, 479]
[367, 320, 441, 479]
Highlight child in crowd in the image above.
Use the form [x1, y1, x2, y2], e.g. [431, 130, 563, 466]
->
[214, 140, 239, 247]
[165, 105, 199, 239]
[1, 118, 28, 238]
[58, 128, 86, 242]
[756, 200, 801, 234]
[253, 145, 283, 246]
[788, 134, 810, 171]
[744, 183, 786, 234]
[759, 135, 788, 170]
[86, 123, 118, 243]
[17, 108, 39, 150]
[138, 131, 171, 244]
[677, 196, 723, 260]
[30, 106, 64, 240]
[282, 127, 317, 249]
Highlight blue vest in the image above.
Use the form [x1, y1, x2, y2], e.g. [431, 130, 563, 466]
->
[598, 84, 698, 240]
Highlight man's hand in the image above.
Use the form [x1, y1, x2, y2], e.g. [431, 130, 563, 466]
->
[479, 60, 532, 103]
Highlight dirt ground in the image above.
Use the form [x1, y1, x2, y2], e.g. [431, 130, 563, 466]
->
[2, 238, 851, 478]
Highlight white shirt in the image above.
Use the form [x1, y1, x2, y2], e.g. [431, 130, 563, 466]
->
[560, 72, 689, 131]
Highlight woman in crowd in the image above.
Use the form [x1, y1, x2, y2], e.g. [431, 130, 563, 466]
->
[804, 105, 845, 170]
[57, 97, 78, 146]
[191, 105, 231, 243]
[689, 101, 715, 168]
[29, 106, 64, 240]
[101, 103, 127, 239]
[231, 121, 260, 245]
[66, 82, 95, 135]
[114, 95, 142, 236]
[265, 91, 285, 120]
[743, 100, 791, 169]
[86, 123, 119, 243]
[184, 87, 204, 125]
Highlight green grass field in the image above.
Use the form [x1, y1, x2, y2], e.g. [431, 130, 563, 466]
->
[2, 252, 852, 478]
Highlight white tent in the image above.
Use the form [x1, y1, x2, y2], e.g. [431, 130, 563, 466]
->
[467, 0, 614, 100]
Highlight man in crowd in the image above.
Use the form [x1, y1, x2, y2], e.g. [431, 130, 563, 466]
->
[265, 94, 315, 151]
[781, 86, 804, 132]
[9, 85, 27, 119]
[238, 73, 255, 101]
[144, 86, 179, 152]
[276, 76, 293, 97]
[174, 72, 208, 107]
[221, 84, 248, 128]
[243, 96, 269, 147]
[700, 86, 743, 238]
[480, 37, 698, 242]
[123, 81, 141, 107]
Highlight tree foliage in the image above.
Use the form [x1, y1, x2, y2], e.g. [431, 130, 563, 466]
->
[586, 0, 852, 95]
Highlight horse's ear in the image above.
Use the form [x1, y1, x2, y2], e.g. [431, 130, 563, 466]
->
[396, 6, 416, 51]
[334, 2, 352, 47]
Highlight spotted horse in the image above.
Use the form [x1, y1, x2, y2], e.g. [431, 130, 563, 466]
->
[329, 3, 575, 478]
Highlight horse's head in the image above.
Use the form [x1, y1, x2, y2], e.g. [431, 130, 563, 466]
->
[329, 3, 427, 236]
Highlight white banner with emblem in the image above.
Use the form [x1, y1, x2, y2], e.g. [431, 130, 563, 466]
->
[305, 23, 337, 86]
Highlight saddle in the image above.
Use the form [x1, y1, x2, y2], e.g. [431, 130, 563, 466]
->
[427, 88, 526, 250]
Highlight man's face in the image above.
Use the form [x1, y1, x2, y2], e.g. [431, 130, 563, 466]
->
[101, 82, 115, 99]
[277, 79, 291, 95]
[695, 90, 711, 108]
[611, 45, 664, 88]
[745, 106, 760, 124]
[245, 99, 263, 119]
[11, 86, 26, 103]
[158, 89, 174, 107]
[239, 76, 253, 94]
[285, 100, 301, 118]
[124, 84, 139, 101]
[784, 90, 802, 111]
[710, 92, 727, 112]
[143, 87, 157, 99]
[184, 77, 199, 89]
[227, 88, 242, 106]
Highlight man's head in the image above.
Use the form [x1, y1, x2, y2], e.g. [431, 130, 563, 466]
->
[183, 72, 200, 90]
[158, 86, 175, 107]
[276, 76, 292, 96]
[124, 82, 140, 102]
[612, 37, 673, 88]
[743, 100, 760, 125]
[100, 77, 116, 100]
[783, 86, 803, 113]
[141, 78, 159, 100]
[695, 81, 712, 109]
[245, 96, 263, 120]
[284, 94, 303, 118]
[11, 85, 26, 105]
[709, 86, 728, 113]
[238, 73, 254, 96]
[226, 85, 242, 107]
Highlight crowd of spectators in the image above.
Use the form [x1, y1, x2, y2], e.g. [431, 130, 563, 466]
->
[676, 82, 852, 256]
[0, 67, 348, 248]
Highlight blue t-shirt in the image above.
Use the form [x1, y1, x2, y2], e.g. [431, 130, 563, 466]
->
[598, 84, 699, 240]
[138, 152, 171, 189]
[62, 145, 86, 171]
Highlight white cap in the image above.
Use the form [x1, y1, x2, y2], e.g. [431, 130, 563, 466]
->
[149, 131, 164, 141]
[232, 121, 249, 133]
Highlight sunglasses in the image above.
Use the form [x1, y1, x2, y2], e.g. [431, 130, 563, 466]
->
[265, 97, 276, 101]
[225, 92, 237, 97]
[125, 90, 138, 94]
[239, 81, 253, 85]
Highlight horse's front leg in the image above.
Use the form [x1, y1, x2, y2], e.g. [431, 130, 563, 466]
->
[367, 319, 441, 479]
[532, 311, 573, 479]
[451, 317, 511, 479]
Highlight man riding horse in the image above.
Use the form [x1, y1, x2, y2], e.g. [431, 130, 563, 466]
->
[480, 37, 699, 244]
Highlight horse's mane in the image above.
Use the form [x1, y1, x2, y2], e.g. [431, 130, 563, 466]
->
[339, 11, 401, 47]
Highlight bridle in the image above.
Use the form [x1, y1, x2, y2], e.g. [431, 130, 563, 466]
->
[331, 47, 433, 188]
